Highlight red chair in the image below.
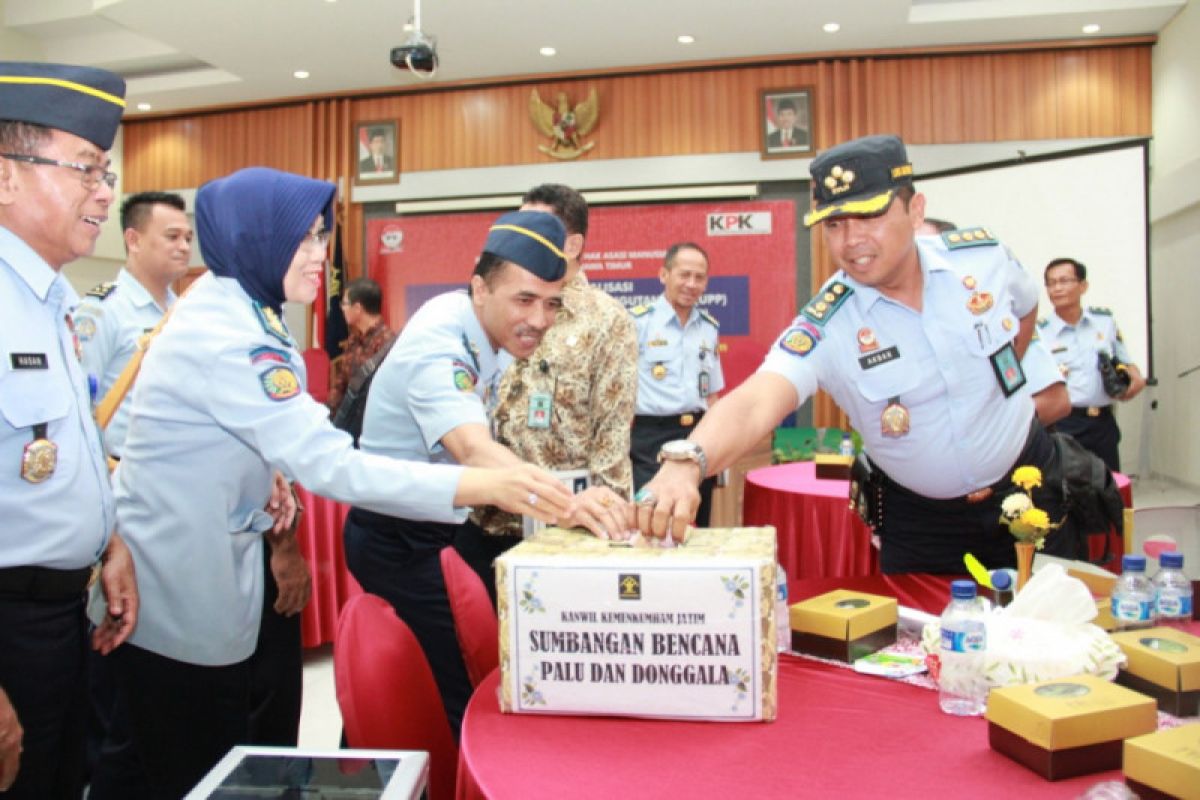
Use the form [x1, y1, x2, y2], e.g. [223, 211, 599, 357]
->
[333, 593, 458, 800]
[301, 347, 330, 404]
[439, 547, 499, 687]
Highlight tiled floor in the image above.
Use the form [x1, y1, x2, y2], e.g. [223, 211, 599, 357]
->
[297, 474, 1200, 749]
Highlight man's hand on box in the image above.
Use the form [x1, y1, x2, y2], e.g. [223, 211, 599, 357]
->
[626, 461, 701, 544]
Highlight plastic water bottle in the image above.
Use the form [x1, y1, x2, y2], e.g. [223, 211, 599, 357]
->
[839, 432, 854, 457]
[1152, 552, 1193, 629]
[938, 580, 988, 716]
[1111, 554, 1156, 630]
[775, 564, 790, 652]
[989, 569, 1014, 608]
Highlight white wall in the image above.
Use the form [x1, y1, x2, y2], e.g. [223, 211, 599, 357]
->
[1147, 0, 1200, 489]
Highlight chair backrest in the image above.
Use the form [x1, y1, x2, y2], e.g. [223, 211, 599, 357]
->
[302, 347, 331, 404]
[439, 546, 500, 687]
[334, 593, 458, 800]
[1129, 505, 1200, 579]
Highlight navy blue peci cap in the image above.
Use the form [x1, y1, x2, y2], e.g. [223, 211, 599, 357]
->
[482, 210, 567, 282]
[804, 134, 914, 228]
[0, 62, 126, 150]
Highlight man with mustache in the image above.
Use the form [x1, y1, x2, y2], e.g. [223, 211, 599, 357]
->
[629, 242, 724, 527]
[631, 135, 1078, 574]
[344, 209, 580, 736]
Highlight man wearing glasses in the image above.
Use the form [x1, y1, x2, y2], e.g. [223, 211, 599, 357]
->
[1040, 257, 1146, 472]
[0, 61, 138, 799]
[326, 277, 395, 418]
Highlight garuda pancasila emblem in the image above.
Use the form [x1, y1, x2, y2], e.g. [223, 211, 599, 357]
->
[529, 88, 599, 160]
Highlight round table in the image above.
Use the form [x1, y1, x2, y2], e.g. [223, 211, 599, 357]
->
[743, 462, 1133, 581]
[456, 575, 1127, 800]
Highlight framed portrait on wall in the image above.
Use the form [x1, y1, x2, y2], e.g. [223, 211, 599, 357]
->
[759, 88, 814, 159]
[353, 119, 399, 185]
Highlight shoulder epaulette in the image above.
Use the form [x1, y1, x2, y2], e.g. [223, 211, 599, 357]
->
[1088, 306, 1113, 316]
[86, 281, 117, 300]
[629, 304, 650, 317]
[800, 280, 853, 326]
[941, 227, 998, 250]
[698, 309, 719, 328]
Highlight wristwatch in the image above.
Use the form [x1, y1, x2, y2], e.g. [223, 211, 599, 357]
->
[657, 440, 708, 479]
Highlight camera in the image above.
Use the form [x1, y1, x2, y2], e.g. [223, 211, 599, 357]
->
[391, 31, 438, 78]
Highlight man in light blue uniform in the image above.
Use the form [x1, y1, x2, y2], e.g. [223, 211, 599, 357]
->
[629, 242, 724, 526]
[631, 135, 1077, 573]
[1041, 257, 1145, 472]
[347, 209, 573, 736]
[73, 192, 191, 458]
[0, 61, 138, 800]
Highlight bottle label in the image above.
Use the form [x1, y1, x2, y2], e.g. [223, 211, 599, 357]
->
[941, 621, 986, 653]
[1113, 596, 1152, 621]
[1156, 594, 1193, 618]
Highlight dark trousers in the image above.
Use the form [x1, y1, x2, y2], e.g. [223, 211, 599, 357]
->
[877, 423, 1079, 574]
[1053, 406, 1121, 473]
[343, 509, 472, 738]
[452, 521, 522, 608]
[631, 414, 715, 527]
[0, 594, 87, 800]
[91, 551, 302, 800]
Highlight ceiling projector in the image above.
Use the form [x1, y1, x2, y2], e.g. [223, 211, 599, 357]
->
[391, 30, 438, 78]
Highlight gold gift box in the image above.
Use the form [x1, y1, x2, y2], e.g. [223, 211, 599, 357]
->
[986, 674, 1157, 780]
[789, 589, 897, 663]
[496, 527, 778, 721]
[1111, 627, 1200, 716]
[813, 453, 853, 481]
[1123, 723, 1200, 800]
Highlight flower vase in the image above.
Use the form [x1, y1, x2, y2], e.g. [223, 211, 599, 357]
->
[1015, 541, 1036, 592]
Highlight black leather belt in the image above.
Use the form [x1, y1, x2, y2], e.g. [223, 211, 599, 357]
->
[0, 565, 93, 600]
[633, 412, 705, 428]
[1069, 405, 1112, 419]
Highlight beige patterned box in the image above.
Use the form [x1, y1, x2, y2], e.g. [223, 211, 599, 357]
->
[496, 527, 778, 721]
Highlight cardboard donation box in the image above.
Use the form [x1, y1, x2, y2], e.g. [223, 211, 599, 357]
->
[789, 590, 897, 663]
[1111, 627, 1200, 716]
[496, 527, 778, 721]
[1123, 723, 1200, 800]
[986, 674, 1157, 780]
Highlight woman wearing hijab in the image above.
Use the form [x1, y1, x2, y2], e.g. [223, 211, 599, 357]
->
[93, 168, 572, 798]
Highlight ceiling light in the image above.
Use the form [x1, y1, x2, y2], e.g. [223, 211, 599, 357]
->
[823, 22, 840, 33]
[1082, 23, 1100, 34]
[293, 70, 310, 79]
[136, 102, 151, 111]
[677, 34, 695, 44]
[540, 46, 556, 56]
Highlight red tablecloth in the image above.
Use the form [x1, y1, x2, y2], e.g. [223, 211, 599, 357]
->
[743, 462, 1133, 580]
[294, 484, 359, 648]
[456, 576, 1128, 800]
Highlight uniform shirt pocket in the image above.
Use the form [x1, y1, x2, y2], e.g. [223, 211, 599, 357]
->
[0, 368, 71, 429]
[853, 358, 923, 405]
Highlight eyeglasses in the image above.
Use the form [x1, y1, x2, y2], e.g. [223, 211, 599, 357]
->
[0, 153, 118, 190]
[1045, 278, 1080, 289]
[302, 229, 331, 247]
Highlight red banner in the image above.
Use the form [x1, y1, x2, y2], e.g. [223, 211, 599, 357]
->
[367, 199, 796, 392]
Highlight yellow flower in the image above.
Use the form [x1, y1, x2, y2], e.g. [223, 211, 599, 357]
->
[1018, 507, 1050, 532]
[1012, 466, 1042, 492]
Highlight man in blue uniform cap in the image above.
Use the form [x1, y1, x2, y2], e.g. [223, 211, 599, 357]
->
[346, 208, 581, 736]
[0, 61, 138, 799]
[629, 134, 1078, 574]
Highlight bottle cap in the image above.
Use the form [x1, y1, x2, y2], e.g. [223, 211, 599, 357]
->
[1160, 551, 1184, 569]
[951, 579, 976, 599]
[1122, 554, 1146, 572]
[990, 570, 1012, 591]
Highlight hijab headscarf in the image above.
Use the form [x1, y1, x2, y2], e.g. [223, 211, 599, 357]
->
[195, 167, 335, 312]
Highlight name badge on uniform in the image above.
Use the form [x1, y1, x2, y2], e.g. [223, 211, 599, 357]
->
[858, 346, 899, 370]
[527, 391, 552, 429]
[9, 353, 48, 370]
[989, 342, 1027, 397]
[698, 371, 710, 396]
